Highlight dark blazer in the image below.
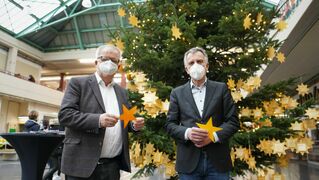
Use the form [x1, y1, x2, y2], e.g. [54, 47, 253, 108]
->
[165, 80, 239, 173]
[58, 74, 133, 178]
[24, 120, 40, 132]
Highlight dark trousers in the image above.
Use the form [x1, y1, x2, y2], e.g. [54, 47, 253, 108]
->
[43, 156, 59, 180]
[179, 151, 230, 180]
[66, 157, 120, 180]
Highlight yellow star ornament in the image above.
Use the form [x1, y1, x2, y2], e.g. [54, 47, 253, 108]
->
[117, 7, 126, 17]
[276, 20, 287, 31]
[196, 117, 222, 142]
[129, 14, 140, 27]
[115, 38, 124, 50]
[267, 46, 276, 60]
[276, 52, 285, 63]
[243, 14, 252, 29]
[227, 78, 236, 90]
[305, 108, 319, 119]
[296, 83, 309, 96]
[256, 12, 263, 25]
[119, 105, 137, 128]
[171, 23, 182, 39]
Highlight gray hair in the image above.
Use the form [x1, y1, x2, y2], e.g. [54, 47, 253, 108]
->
[95, 45, 121, 59]
[183, 47, 208, 66]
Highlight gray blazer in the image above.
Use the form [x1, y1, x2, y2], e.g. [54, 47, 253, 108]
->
[165, 80, 239, 173]
[58, 74, 133, 178]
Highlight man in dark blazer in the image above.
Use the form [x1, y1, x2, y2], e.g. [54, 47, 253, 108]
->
[59, 45, 144, 180]
[165, 47, 239, 179]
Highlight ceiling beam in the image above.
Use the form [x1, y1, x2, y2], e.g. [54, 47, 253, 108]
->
[14, 0, 76, 38]
[16, 2, 122, 38]
[58, 26, 132, 34]
[73, 17, 84, 49]
[8, 0, 59, 35]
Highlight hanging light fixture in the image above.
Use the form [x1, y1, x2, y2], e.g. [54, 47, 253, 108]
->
[82, 0, 92, 8]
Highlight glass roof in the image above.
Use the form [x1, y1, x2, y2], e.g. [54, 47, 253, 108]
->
[0, 0, 77, 34]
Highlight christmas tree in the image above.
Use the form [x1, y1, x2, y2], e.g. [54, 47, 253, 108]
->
[108, 0, 317, 178]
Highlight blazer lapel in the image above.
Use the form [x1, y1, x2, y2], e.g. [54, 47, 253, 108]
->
[88, 75, 106, 112]
[202, 80, 217, 120]
[183, 82, 201, 118]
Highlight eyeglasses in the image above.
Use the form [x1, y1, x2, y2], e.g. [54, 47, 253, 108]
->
[97, 56, 120, 64]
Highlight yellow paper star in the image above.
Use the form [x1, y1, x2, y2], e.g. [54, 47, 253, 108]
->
[227, 78, 236, 90]
[231, 91, 242, 103]
[171, 23, 182, 39]
[153, 150, 162, 164]
[276, 52, 285, 63]
[134, 72, 147, 83]
[279, 95, 289, 108]
[285, 136, 297, 152]
[196, 117, 222, 142]
[276, 20, 287, 31]
[246, 76, 262, 89]
[259, 118, 272, 127]
[290, 121, 304, 131]
[115, 38, 124, 50]
[272, 139, 287, 156]
[143, 154, 153, 165]
[240, 107, 251, 117]
[303, 119, 316, 129]
[297, 83, 310, 96]
[287, 98, 298, 109]
[234, 146, 250, 161]
[248, 156, 256, 170]
[252, 107, 263, 120]
[145, 143, 155, 155]
[243, 14, 252, 29]
[267, 46, 276, 60]
[236, 79, 244, 90]
[142, 91, 159, 106]
[144, 104, 160, 118]
[134, 142, 141, 157]
[296, 143, 309, 155]
[129, 14, 140, 27]
[165, 163, 176, 177]
[117, 7, 126, 17]
[300, 137, 314, 148]
[119, 105, 137, 128]
[256, 12, 263, 25]
[257, 139, 273, 155]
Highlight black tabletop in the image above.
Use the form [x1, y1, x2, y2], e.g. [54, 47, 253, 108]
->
[0, 132, 65, 180]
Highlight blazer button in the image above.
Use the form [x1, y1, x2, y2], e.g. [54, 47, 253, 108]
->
[99, 142, 102, 146]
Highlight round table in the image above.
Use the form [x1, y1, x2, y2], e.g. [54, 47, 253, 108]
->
[0, 132, 64, 180]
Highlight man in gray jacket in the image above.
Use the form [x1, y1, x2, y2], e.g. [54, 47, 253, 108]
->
[59, 45, 144, 180]
[165, 47, 239, 180]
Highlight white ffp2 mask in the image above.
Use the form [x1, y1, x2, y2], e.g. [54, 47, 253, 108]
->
[98, 60, 118, 75]
[189, 63, 206, 80]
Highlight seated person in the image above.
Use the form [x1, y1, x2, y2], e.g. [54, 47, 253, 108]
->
[41, 119, 50, 131]
[24, 110, 40, 132]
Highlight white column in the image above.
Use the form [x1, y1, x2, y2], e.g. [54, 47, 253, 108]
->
[5, 47, 18, 74]
[0, 97, 4, 132]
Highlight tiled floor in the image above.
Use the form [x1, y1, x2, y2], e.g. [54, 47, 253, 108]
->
[0, 159, 319, 180]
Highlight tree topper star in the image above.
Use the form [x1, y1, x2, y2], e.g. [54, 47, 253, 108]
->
[196, 117, 222, 142]
[120, 105, 137, 128]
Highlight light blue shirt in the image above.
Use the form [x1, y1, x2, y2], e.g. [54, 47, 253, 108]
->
[185, 78, 219, 142]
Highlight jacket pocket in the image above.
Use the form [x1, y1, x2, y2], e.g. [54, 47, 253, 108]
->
[63, 137, 81, 144]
